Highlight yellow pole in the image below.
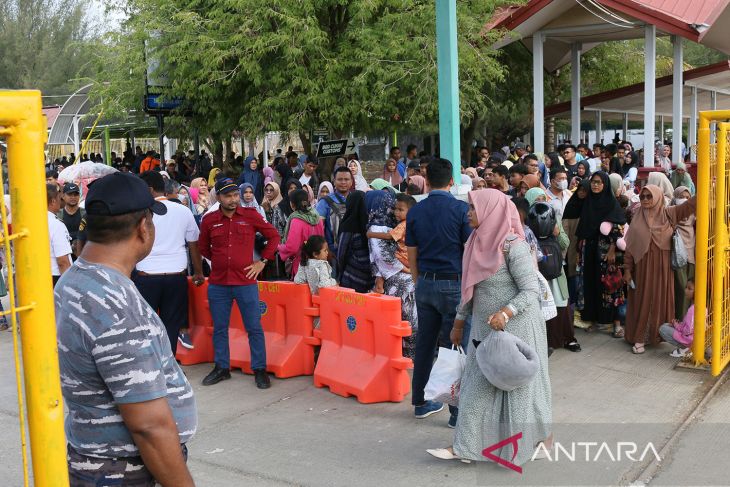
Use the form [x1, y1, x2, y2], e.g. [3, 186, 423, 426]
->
[0, 91, 69, 486]
[77, 110, 103, 162]
[711, 123, 729, 376]
[694, 112, 711, 365]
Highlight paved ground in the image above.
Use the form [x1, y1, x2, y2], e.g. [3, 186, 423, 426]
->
[0, 322, 726, 486]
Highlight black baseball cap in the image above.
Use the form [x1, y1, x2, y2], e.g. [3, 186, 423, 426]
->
[215, 177, 238, 195]
[407, 161, 420, 170]
[85, 172, 167, 216]
[63, 183, 80, 194]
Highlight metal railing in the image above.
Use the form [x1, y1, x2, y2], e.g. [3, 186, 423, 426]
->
[0, 90, 69, 486]
[695, 111, 730, 376]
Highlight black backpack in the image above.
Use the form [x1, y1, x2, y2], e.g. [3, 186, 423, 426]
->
[537, 236, 563, 280]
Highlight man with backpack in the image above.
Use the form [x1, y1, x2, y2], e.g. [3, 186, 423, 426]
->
[316, 166, 351, 257]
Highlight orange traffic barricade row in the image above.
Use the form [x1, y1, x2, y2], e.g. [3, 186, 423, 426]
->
[228, 281, 320, 378]
[312, 287, 413, 403]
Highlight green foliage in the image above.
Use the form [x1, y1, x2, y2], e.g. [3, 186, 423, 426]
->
[92, 0, 511, 140]
[0, 0, 94, 95]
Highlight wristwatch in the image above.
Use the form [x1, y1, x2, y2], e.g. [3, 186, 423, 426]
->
[260, 258, 268, 265]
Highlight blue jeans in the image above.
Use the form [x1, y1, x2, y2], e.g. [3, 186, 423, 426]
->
[208, 283, 266, 370]
[412, 276, 471, 409]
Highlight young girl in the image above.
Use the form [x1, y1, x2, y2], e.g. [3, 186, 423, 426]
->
[658, 279, 695, 358]
[294, 236, 337, 328]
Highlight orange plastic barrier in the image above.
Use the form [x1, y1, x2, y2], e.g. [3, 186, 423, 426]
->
[175, 278, 215, 365]
[228, 281, 320, 378]
[312, 286, 413, 403]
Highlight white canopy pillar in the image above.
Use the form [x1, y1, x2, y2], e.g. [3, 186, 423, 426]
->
[571, 42, 582, 145]
[623, 113, 629, 140]
[595, 110, 602, 145]
[643, 25, 656, 167]
[672, 36, 683, 164]
[710, 91, 717, 144]
[533, 31, 545, 154]
[72, 115, 80, 154]
[689, 87, 698, 156]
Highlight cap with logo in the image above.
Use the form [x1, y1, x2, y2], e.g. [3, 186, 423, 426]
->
[85, 172, 167, 216]
[215, 177, 238, 195]
[63, 183, 80, 194]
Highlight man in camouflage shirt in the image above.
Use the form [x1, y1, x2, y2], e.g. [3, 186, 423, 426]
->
[55, 172, 197, 487]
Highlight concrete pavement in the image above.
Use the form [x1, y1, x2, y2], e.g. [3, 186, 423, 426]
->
[0, 324, 725, 486]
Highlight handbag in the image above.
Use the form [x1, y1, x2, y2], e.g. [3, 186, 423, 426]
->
[536, 272, 558, 321]
[671, 229, 689, 270]
[424, 346, 466, 406]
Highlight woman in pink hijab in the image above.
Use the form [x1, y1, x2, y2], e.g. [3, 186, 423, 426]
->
[406, 175, 426, 195]
[427, 189, 552, 466]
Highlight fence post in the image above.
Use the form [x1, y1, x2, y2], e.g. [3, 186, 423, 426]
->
[694, 112, 711, 365]
[0, 90, 69, 487]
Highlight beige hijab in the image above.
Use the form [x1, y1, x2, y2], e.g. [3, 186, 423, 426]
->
[625, 185, 673, 263]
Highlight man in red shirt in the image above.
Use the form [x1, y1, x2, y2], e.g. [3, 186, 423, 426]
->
[198, 177, 280, 389]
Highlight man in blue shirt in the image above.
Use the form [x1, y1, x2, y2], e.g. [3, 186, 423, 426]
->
[315, 166, 352, 254]
[397, 143, 418, 178]
[406, 158, 472, 427]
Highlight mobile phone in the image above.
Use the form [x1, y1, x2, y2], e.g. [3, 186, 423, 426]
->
[629, 280, 636, 290]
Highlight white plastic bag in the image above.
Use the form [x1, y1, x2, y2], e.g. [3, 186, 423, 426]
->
[536, 272, 558, 321]
[424, 346, 466, 406]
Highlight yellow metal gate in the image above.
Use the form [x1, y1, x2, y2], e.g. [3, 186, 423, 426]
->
[0, 91, 69, 486]
[695, 111, 730, 376]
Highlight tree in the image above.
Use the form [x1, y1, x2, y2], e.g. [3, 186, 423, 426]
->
[90, 0, 512, 157]
[0, 0, 95, 95]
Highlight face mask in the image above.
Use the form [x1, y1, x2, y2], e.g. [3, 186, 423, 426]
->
[674, 198, 687, 206]
[557, 180, 568, 191]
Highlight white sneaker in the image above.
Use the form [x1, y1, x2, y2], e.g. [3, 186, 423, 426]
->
[670, 347, 689, 358]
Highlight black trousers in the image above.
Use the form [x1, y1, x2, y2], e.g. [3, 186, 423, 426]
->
[133, 273, 188, 355]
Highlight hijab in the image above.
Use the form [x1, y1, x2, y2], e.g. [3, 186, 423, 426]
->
[282, 189, 322, 243]
[242, 156, 263, 201]
[382, 161, 403, 186]
[349, 160, 370, 192]
[647, 172, 674, 206]
[239, 182, 265, 218]
[625, 185, 672, 263]
[673, 185, 691, 204]
[365, 190, 397, 228]
[576, 171, 626, 238]
[263, 166, 274, 186]
[208, 167, 221, 188]
[472, 177, 485, 190]
[407, 175, 426, 194]
[609, 173, 624, 197]
[302, 184, 316, 204]
[264, 181, 283, 207]
[318, 181, 334, 200]
[370, 178, 398, 195]
[278, 178, 302, 217]
[339, 190, 368, 235]
[275, 162, 294, 186]
[525, 187, 547, 206]
[576, 160, 591, 179]
[562, 179, 590, 220]
[461, 189, 525, 303]
[465, 167, 479, 179]
[670, 161, 695, 193]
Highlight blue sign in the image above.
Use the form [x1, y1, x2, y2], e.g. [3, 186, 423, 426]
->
[259, 301, 268, 316]
[144, 93, 183, 113]
[346, 316, 357, 333]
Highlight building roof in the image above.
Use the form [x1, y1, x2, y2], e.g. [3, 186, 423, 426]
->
[544, 60, 730, 120]
[487, 0, 730, 71]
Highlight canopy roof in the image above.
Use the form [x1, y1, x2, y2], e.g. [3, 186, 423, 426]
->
[487, 0, 730, 71]
[47, 84, 92, 146]
[545, 60, 730, 120]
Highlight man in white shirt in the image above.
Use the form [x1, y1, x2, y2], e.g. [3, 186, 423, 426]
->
[47, 183, 72, 286]
[545, 167, 572, 219]
[135, 171, 204, 354]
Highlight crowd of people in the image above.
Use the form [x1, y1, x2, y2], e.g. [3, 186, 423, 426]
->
[43, 137, 701, 483]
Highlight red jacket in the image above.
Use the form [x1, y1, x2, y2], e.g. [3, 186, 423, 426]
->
[277, 217, 324, 277]
[199, 207, 279, 286]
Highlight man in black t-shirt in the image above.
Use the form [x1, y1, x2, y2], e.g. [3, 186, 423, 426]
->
[58, 183, 85, 257]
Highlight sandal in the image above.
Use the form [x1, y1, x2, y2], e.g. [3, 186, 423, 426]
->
[613, 326, 625, 338]
[584, 324, 597, 333]
[632, 344, 645, 354]
[565, 341, 582, 352]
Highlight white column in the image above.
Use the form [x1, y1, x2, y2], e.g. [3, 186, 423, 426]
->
[659, 115, 665, 144]
[533, 31, 545, 154]
[672, 36, 683, 164]
[711, 91, 717, 144]
[72, 115, 80, 154]
[571, 42, 582, 145]
[644, 25, 656, 167]
[595, 110, 602, 145]
[263, 132, 269, 164]
[689, 86, 698, 153]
